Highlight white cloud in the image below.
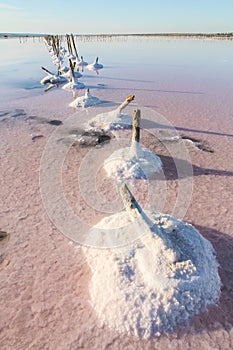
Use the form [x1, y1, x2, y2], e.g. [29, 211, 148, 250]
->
[0, 3, 20, 11]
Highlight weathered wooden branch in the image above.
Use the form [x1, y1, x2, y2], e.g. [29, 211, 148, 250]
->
[44, 84, 57, 92]
[120, 183, 144, 219]
[119, 183, 155, 235]
[132, 109, 141, 143]
[118, 94, 135, 113]
[41, 66, 54, 76]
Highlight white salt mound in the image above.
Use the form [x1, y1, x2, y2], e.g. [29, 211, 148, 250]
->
[62, 70, 82, 79]
[86, 108, 132, 131]
[62, 80, 85, 90]
[83, 211, 221, 338]
[69, 89, 102, 108]
[87, 57, 103, 71]
[104, 141, 162, 179]
[40, 75, 67, 85]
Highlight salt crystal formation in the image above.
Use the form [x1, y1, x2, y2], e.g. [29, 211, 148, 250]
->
[83, 185, 221, 338]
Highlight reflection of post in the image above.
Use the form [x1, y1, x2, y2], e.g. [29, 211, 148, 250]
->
[132, 109, 141, 143]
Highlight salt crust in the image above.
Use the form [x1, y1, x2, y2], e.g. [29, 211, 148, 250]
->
[83, 211, 221, 338]
[104, 141, 162, 180]
[86, 108, 132, 131]
[69, 90, 102, 108]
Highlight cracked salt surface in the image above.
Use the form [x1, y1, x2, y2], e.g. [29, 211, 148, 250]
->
[83, 211, 221, 338]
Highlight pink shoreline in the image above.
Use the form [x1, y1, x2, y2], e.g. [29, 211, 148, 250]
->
[0, 87, 233, 349]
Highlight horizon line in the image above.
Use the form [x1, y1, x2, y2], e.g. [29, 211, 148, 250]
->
[1, 31, 233, 38]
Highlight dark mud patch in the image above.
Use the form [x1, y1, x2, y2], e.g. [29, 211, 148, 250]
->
[48, 119, 63, 126]
[0, 230, 10, 265]
[0, 230, 8, 242]
[11, 109, 27, 118]
[73, 130, 112, 147]
[180, 134, 214, 153]
[0, 111, 10, 118]
[32, 134, 44, 141]
[0, 109, 27, 119]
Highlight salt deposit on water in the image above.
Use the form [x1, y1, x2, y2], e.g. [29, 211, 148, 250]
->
[83, 185, 221, 338]
[104, 140, 162, 180]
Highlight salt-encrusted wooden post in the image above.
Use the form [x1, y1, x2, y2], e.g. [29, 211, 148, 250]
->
[71, 33, 79, 61]
[68, 59, 75, 80]
[120, 183, 143, 219]
[120, 183, 165, 247]
[118, 95, 135, 113]
[132, 109, 141, 143]
[66, 34, 72, 55]
[41, 66, 54, 75]
[120, 183, 155, 234]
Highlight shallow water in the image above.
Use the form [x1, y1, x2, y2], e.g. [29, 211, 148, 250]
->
[1, 35, 233, 106]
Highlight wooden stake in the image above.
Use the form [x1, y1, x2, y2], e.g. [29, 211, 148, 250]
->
[68, 59, 75, 79]
[119, 183, 169, 251]
[120, 183, 144, 219]
[66, 34, 72, 54]
[52, 35, 59, 56]
[132, 109, 141, 143]
[68, 35, 73, 55]
[71, 33, 79, 60]
[55, 35, 59, 52]
[41, 66, 54, 76]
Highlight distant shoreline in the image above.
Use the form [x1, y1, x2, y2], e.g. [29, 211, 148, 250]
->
[0, 32, 233, 40]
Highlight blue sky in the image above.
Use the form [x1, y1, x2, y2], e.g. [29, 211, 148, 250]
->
[0, 0, 232, 34]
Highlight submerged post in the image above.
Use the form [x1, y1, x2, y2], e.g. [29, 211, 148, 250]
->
[132, 109, 141, 143]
